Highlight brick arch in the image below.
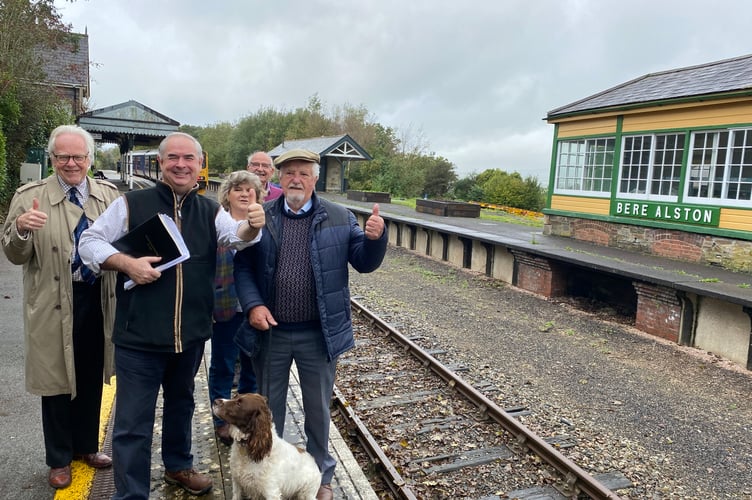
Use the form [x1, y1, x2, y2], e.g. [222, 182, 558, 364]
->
[572, 220, 613, 246]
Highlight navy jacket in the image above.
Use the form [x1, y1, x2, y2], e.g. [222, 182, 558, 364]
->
[234, 193, 387, 360]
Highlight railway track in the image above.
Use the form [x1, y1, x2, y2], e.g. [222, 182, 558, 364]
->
[332, 298, 632, 499]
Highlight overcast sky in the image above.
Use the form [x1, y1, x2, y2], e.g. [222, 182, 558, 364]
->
[54, 0, 751, 181]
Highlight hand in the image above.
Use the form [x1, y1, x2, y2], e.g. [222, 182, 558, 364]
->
[364, 203, 384, 240]
[123, 255, 163, 285]
[249, 304, 277, 331]
[16, 198, 48, 233]
[246, 189, 265, 229]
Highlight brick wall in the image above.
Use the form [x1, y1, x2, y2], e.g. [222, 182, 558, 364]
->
[633, 282, 682, 342]
[511, 251, 567, 297]
[546, 215, 752, 273]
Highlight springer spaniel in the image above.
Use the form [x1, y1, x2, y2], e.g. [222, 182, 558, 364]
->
[212, 393, 321, 500]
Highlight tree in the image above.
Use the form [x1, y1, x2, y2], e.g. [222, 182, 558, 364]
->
[450, 174, 485, 201]
[194, 122, 234, 174]
[287, 94, 335, 139]
[475, 169, 545, 211]
[0, 0, 75, 202]
[421, 155, 457, 198]
[95, 145, 121, 171]
[347, 123, 398, 191]
[227, 107, 295, 169]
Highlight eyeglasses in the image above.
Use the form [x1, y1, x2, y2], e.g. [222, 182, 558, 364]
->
[249, 162, 272, 169]
[53, 154, 88, 165]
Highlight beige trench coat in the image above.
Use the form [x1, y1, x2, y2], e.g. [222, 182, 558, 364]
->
[1, 175, 119, 398]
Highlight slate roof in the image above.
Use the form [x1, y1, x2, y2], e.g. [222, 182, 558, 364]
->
[78, 100, 179, 137]
[268, 134, 371, 161]
[548, 53, 752, 119]
[38, 32, 89, 91]
[77, 100, 179, 147]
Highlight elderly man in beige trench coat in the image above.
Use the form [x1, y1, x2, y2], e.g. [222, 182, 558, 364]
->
[1, 125, 118, 490]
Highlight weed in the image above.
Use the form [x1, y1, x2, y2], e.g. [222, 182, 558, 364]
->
[539, 321, 554, 332]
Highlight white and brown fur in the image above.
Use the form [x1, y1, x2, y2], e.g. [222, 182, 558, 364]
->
[212, 393, 321, 500]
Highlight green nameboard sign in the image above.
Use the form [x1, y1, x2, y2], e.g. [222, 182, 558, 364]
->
[612, 200, 720, 226]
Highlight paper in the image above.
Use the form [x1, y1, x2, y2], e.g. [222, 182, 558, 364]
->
[112, 213, 190, 290]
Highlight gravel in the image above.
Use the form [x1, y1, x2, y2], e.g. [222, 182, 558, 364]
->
[346, 246, 752, 499]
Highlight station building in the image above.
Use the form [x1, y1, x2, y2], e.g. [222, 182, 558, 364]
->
[545, 54, 752, 274]
[269, 135, 371, 194]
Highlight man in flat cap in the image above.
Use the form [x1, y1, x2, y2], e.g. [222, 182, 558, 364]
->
[233, 148, 387, 500]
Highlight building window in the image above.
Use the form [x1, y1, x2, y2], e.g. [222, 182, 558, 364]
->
[618, 133, 684, 199]
[687, 129, 752, 204]
[554, 138, 614, 194]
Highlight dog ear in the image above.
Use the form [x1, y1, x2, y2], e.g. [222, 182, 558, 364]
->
[243, 402, 274, 461]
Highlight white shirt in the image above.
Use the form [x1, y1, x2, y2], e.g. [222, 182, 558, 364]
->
[79, 195, 260, 274]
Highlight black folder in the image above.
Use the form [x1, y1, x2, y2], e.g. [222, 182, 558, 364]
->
[113, 213, 190, 289]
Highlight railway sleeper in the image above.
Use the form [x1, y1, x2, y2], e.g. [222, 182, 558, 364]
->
[419, 446, 515, 474]
[355, 389, 443, 410]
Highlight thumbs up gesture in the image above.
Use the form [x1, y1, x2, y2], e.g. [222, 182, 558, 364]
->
[16, 197, 48, 233]
[245, 188, 265, 229]
[364, 203, 384, 240]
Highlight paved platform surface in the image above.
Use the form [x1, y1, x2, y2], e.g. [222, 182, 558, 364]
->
[320, 192, 752, 309]
[0, 242, 377, 499]
[0, 179, 378, 499]
[87, 351, 378, 499]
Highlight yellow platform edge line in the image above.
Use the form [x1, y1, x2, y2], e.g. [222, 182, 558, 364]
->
[54, 377, 116, 500]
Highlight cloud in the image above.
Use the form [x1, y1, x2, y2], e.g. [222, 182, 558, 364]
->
[55, 0, 752, 181]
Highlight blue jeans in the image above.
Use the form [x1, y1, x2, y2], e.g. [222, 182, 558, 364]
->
[252, 326, 337, 484]
[209, 312, 257, 426]
[111, 343, 204, 500]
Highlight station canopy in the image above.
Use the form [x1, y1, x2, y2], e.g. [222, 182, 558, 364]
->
[77, 100, 179, 152]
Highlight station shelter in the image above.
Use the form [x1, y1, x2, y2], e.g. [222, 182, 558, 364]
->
[77, 100, 180, 155]
[268, 134, 371, 193]
[76, 100, 180, 187]
[545, 53, 752, 274]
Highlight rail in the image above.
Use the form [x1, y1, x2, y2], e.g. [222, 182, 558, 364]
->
[349, 297, 625, 499]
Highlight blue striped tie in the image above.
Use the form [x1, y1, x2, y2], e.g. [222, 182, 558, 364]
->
[69, 188, 96, 284]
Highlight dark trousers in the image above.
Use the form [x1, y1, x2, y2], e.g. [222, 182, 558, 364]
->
[111, 342, 204, 500]
[252, 325, 337, 484]
[42, 279, 105, 468]
[208, 312, 257, 426]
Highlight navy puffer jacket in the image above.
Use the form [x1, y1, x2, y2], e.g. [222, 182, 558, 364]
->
[233, 193, 387, 360]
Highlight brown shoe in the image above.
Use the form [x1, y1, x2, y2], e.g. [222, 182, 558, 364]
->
[316, 483, 333, 500]
[74, 452, 112, 468]
[164, 468, 213, 496]
[48, 465, 71, 489]
[215, 423, 232, 446]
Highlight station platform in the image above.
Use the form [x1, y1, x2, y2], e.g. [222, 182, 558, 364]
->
[87, 349, 379, 499]
[4, 184, 751, 499]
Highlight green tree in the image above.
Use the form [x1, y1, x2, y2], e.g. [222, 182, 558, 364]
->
[347, 123, 398, 191]
[287, 94, 335, 139]
[0, 0, 75, 202]
[374, 154, 425, 198]
[95, 145, 120, 171]
[197, 122, 235, 174]
[476, 169, 545, 211]
[228, 107, 295, 168]
[450, 174, 485, 201]
[421, 155, 457, 198]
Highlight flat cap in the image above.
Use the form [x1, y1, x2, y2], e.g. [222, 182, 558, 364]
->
[274, 148, 320, 168]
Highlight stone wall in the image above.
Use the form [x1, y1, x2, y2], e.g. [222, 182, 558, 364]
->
[545, 215, 752, 274]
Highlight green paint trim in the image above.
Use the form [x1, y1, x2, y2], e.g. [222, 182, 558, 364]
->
[543, 209, 752, 241]
[610, 200, 720, 226]
[546, 123, 559, 207]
